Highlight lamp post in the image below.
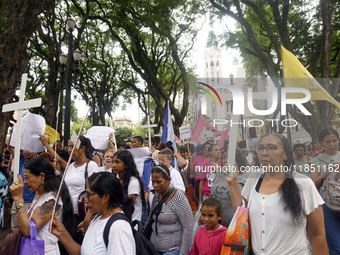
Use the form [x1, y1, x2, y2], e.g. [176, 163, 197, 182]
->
[92, 91, 96, 124]
[58, 53, 67, 138]
[61, 18, 81, 146]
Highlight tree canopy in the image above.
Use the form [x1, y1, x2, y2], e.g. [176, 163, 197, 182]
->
[209, 0, 340, 141]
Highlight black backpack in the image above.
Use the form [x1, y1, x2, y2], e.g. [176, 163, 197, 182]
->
[103, 213, 157, 255]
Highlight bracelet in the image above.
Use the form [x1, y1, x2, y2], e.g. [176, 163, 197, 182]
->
[17, 209, 26, 215]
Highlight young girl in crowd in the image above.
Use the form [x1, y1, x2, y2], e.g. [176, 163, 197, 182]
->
[190, 197, 227, 255]
[112, 150, 145, 222]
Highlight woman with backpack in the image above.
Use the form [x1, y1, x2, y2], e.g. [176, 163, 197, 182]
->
[52, 172, 135, 255]
[145, 164, 193, 255]
[310, 128, 340, 254]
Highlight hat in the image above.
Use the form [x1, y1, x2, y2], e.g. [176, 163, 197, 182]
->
[180, 145, 188, 152]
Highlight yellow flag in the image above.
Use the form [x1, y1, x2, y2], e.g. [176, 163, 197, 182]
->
[281, 45, 340, 109]
[44, 125, 60, 145]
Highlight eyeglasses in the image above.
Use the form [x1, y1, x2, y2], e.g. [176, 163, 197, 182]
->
[85, 191, 97, 199]
[255, 144, 281, 153]
[158, 158, 168, 162]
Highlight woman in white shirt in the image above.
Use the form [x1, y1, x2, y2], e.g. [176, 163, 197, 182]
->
[112, 150, 145, 222]
[52, 172, 135, 255]
[64, 136, 98, 243]
[10, 157, 73, 255]
[225, 133, 328, 254]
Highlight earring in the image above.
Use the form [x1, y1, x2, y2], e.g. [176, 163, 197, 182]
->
[42, 181, 44, 184]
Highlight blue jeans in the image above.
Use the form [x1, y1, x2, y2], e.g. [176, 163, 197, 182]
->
[157, 251, 180, 255]
[323, 204, 340, 254]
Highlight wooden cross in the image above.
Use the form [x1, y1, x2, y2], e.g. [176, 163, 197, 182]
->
[141, 115, 157, 150]
[2, 74, 42, 182]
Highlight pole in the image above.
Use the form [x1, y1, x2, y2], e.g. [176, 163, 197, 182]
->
[64, 27, 73, 146]
[59, 64, 65, 145]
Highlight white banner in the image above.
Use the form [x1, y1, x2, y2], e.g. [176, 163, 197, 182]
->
[85, 126, 115, 149]
[10, 112, 45, 152]
[127, 147, 150, 177]
[179, 124, 191, 140]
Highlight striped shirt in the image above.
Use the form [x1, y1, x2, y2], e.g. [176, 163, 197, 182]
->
[150, 189, 194, 254]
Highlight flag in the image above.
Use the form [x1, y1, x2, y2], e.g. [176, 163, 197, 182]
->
[161, 101, 177, 153]
[44, 124, 60, 145]
[281, 45, 340, 109]
[191, 115, 229, 148]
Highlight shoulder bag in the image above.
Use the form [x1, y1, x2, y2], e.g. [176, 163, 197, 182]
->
[77, 161, 90, 219]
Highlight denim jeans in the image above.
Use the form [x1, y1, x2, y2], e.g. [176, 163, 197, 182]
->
[157, 250, 180, 255]
[323, 204, 340, 255]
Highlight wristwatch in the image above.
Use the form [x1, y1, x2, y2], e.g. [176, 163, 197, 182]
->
[15, 202, 25, 211]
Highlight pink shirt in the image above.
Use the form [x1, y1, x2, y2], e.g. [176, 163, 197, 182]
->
[192, 155, 211, 181]
[190, 225, 227, 255]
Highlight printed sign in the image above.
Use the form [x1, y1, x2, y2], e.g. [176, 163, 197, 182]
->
[179, 124, 191, 140]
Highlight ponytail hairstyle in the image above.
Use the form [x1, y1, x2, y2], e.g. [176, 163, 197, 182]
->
[78, 135, 93, 159]
[260, 133, 303, 223]
[88, 172, 134, 220]
[24, 157, 74, 233]
[113, 150, 146, 207]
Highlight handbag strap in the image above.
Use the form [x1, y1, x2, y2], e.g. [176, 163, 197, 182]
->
[84, 160, 90, 189]
[149, 188, 175, 219]
[150, 188, 175, 235]
[29, 220, 38, 240]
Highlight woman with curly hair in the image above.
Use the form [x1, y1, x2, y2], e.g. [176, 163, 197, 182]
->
[112, 150, 145, 222]
[225, 133, 328, 254]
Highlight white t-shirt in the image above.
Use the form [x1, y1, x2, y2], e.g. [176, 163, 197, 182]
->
[98, 166, 112, 173]
[242, 172, 324, 255]
[169, 166, 185, 193]
[81, 213, 135, 255]
[29, 192, 63, 255]
[129, 176, 142, 222]
[64, 161, 99, 214]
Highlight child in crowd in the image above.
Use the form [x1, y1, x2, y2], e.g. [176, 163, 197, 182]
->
[190, 197, 227, 255]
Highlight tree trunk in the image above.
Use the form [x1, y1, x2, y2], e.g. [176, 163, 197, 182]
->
[0, 0, 53, 155]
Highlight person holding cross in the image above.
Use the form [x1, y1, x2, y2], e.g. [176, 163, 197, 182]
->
[8, 127, 38, 231]
[9, 157, 73, 255]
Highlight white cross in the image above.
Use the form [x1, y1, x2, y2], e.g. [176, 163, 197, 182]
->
[217, 86, 274, 173]
[2, 74, 42, 182]
[141, 115, 157, 150]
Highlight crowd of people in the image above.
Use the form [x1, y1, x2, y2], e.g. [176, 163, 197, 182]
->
[0, 126, 339, 254]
